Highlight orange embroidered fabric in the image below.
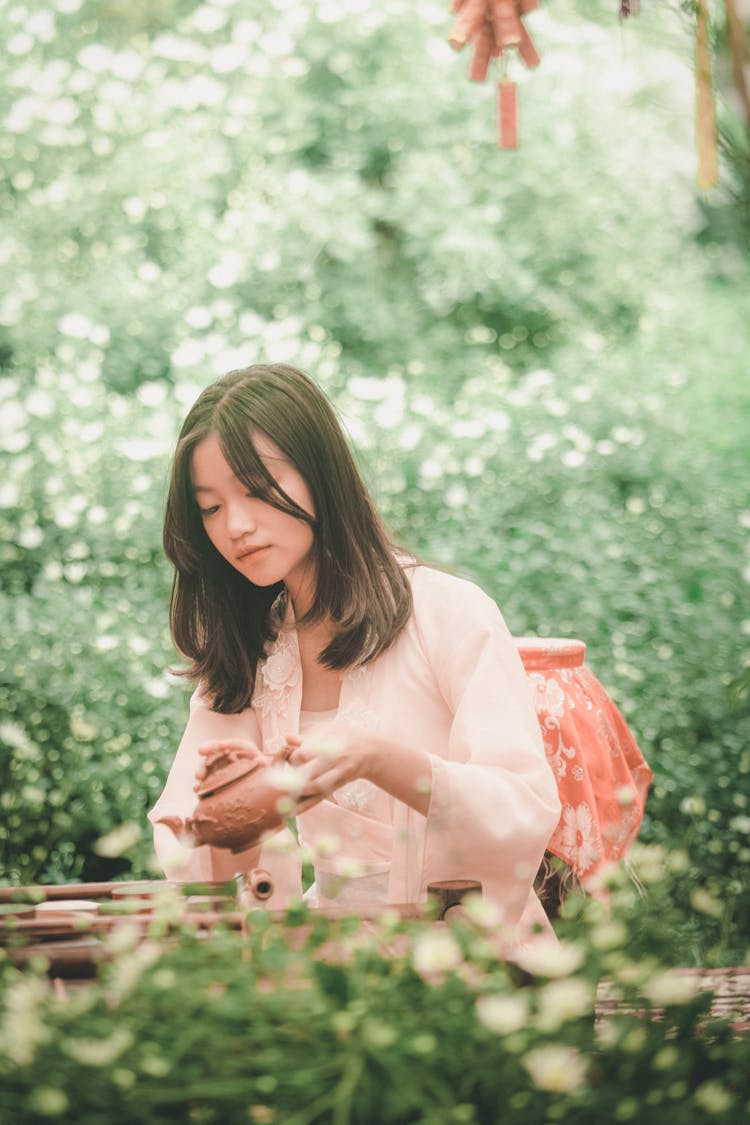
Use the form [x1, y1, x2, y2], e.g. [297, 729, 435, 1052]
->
[515, 638, 653, 883]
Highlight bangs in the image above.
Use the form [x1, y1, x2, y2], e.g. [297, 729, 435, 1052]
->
[217, 416, 315, 526]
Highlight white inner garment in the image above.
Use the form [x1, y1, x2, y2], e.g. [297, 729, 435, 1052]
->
[297, 708, 392, 906]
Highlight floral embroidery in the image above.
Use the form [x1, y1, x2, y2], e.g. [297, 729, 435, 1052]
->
[528, 673, 567, 718]
[330, 698, 384, 812]
[542, 735, 577, 782]
[337, 698, 381, 731]
[557, 803, 601, 875]
[252, 630, 301, 721]
[334, 779, 383, 814]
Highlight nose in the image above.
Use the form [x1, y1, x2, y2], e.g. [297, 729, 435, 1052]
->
[225, 496, 258, 540]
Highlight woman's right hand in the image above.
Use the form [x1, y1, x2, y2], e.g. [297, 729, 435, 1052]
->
[194, 738, 266, 787]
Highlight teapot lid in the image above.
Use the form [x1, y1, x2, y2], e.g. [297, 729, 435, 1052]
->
[195, 754, 260, 799]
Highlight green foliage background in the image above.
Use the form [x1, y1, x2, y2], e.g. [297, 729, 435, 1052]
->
[0, 0, 748, 960]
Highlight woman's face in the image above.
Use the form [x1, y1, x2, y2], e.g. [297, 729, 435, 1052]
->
[190, 431, 317, 612]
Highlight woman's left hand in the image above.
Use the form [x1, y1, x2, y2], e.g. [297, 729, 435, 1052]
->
[276, 724, 374, 806]
[275, 723, 433, 817]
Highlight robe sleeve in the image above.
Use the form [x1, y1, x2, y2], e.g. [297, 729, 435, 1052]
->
[415, 570, 561, 924]
[147, 685, 302, 906]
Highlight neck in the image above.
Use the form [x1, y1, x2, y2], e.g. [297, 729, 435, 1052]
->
[285, 580, 318, 623]
[284, 560, 318, 621]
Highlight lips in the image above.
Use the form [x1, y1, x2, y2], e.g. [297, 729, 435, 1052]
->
[237, 545, 269, 563]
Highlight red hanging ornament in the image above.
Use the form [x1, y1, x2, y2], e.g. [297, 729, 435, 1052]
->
[497, 80, 518, 148]
[448, 0, 541, 148]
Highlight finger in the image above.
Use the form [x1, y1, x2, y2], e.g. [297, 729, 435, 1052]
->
[272, 735, 303, 765]
[197, 740, 260, 759]
[294, 793, 324, 815]
[299, 761, 341, 797]
[288, 747, 317, 768]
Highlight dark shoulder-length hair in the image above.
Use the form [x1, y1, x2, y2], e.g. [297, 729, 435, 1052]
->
[163, 363, 413, 712]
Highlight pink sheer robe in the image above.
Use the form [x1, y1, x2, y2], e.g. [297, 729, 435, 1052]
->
[149, 565, 561, 934]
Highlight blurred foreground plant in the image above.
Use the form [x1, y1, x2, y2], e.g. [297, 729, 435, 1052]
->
[0, 853, 748, 1125]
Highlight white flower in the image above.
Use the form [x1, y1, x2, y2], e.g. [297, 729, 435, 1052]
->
[64, 1028, 134, 1067]
[331, 856, 365, 879]
[460, 893, 504, 929]
[536, 978, 595, 1030]
[309, 733, 345, 760]
[28, 1088, 69, 1116]
[642, 970, 702, 1007]
[559, 803, 601, 875]
[361, 1017, 397, 1050]
[522, 1044, 589, 1093]
[115, 438, 163, 462]
[93, 822, 141, 858]
[513, 937, 585, 979]
[265, 762, 309, 796]
[629, 843, 666, 884]
[411, 929, 463, 976]
[476, 992, 529, 1034]
[208, 251, 245, 290]
[105, 941, 162, 1005]
[141, 1053, 171, 1077]
[679, 795, 706, 816]
[0, 976, 51, 1066]
[311, 833, 341, 858]
[589, 920, 628, 951]
[262, 832, 299, 854]
[694, 1080, 734, 1114]
[690, 887, 724, 919]
[57, 312, 95, 338]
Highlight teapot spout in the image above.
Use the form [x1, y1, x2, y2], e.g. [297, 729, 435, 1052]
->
[156, 815, 198, 847]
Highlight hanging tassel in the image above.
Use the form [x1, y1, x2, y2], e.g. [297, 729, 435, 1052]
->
[468, 21, 495, 81]
[490, 0, 522, 49]
[517, 23, 540, 68]
[448, 1, 539, 147]
[448, 0, 487, 49]
[498, 79, 518, 148]
[695, 0, 718, 189]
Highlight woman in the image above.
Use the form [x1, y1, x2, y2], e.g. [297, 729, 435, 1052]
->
[149, 363, 561, 932]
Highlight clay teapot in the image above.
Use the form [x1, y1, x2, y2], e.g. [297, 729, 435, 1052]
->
[158, 744, 288, 854]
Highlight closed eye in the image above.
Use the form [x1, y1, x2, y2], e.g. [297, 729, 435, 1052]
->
[199, 504, 220, 517]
